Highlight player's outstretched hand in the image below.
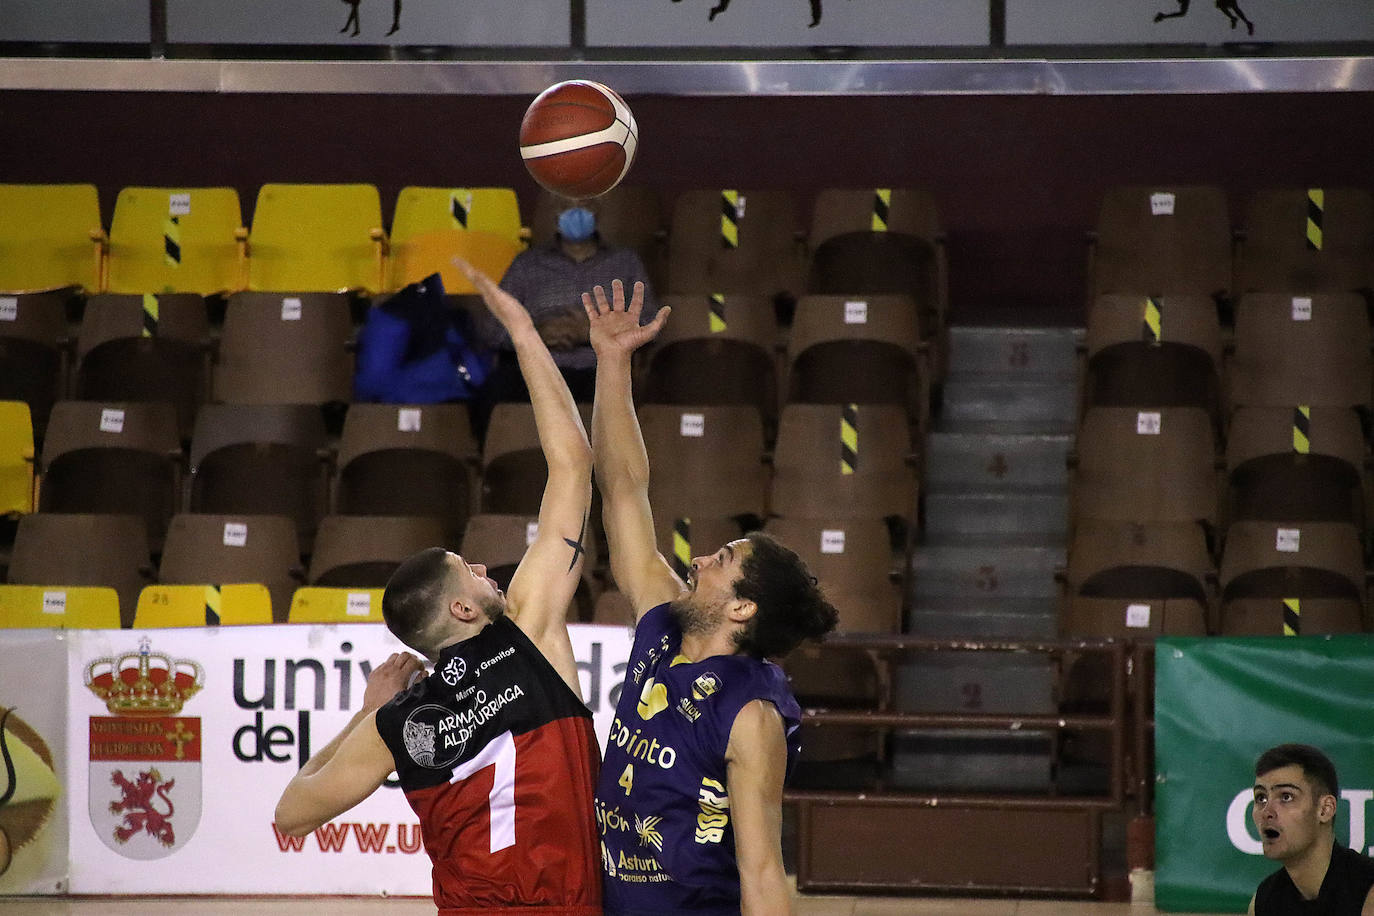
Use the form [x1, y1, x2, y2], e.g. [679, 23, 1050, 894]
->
[582, 279, 669, 358]
[363, 652, 427, 711]
[452, 255, 535, 336]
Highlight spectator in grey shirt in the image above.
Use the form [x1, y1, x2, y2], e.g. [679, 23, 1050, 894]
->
[479, 202, 658, 409]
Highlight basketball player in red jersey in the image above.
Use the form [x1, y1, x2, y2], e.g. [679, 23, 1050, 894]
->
[275, 258, 601, 915]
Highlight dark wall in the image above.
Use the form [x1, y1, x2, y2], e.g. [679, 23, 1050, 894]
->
[2, 89, 1372, 325]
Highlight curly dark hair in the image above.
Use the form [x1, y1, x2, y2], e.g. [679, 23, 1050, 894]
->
[731, 532, 838, 659]
[1255, 743, 1340, 800]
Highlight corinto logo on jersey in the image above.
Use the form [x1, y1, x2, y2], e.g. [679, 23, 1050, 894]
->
[401, 704, 466, 769]
[441, 656, 466, 686]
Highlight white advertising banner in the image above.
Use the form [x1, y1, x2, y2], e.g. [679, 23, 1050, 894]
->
[0, 631, 70, 895]
[58, 622, 632, 895]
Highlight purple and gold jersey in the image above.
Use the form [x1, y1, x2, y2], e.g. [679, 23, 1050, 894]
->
[594, 602, 801, 915]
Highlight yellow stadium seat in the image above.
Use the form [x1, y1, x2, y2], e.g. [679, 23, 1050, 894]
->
[288, 587, 386, 624]
[106, 187, 246, 295]
[247, 183, 386, 294]
[387, 228, 521, 293]
[392, 186, 525, 248]
[0, 400, 35, 516]
[133, 583, 273, 628]
[0, 584, 120, 628]
[0, 184, 104, 292]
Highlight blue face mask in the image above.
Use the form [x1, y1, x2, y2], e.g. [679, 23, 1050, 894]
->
[557, 207, 597, 242]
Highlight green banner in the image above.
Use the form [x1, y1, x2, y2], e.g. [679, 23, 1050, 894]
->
[1156, 636, 1374, 912]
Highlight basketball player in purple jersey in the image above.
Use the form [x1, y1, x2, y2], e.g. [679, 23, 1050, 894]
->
[582, 279, 838, 915]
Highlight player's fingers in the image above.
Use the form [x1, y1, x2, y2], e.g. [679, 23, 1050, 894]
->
[581, 290, 599, 321]
[591, 283, 611, 313]
[611, 278, 626, 312]
[627, 281, 646, 317]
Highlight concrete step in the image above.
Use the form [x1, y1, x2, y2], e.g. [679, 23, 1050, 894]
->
[923, 491, 1068, 540]
[937, 379, 1077, 432]
[924, 431, 1072, 492]
[905, 597, 1059, 640]
[893, 652, 1055, 715]
[888, 729, 1055, 793]
[909, 541, 1063, 601]
[947, 326, 1080, 381]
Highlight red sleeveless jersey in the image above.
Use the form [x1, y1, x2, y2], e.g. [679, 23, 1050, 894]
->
[375, 617, 601, 915]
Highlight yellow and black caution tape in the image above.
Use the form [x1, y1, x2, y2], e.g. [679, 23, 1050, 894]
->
[1306, 188, 1324, 251]
[840, 404, 858, 475]
[673, 518, 692, 581]
[720, 190, 740, 250]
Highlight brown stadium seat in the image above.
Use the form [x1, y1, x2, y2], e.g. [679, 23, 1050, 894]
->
[8, 513, 154, 628]
[335, 403, 479, 546]
[481, 402, 593, 516]
[159, 513, 303, 623]
[641, 293, 779, 430]
[1071, 406, 1218, 531]
[666, 189, 805, 299]
[638, 405, 768, 528]
[459, 513, 596, 622]
[38, 400, 181, 551]
[308, 515, 448, 589]
[1237, 188, 1374, 295]
[1090, 185, 1232, 303]
[786, 294, 927, 430]
[652, 515, 753, 586]
[766, 516, 901, 634]
[1084, 293, 1222, 419]
[75, 292, 210, 439]
[530, 186, 667, 290]
[213, 291, 354, 407]
[0, 290, 69, 437]
[1228, 292, 1372, 411]
[187, 403, 330, 552]
[806, 187, 947, 375]
[591, 587, 635, 627]
[1219, 520, 1366, 635]
[1061, 519, 1211, 637]
[770, 403, 916, 527]
[1226, 406, 1365, 527]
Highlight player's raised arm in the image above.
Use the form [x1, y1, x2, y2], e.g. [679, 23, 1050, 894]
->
[455, 257, 590, 695]
[583, 279, 678, 620]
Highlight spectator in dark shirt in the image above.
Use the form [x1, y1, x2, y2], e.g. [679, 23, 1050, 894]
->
[479, 202, 658, 408]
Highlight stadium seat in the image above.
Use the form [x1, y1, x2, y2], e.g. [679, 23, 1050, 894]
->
[387, 227, 522, 294]
[75, 292, 210, 438]
[0, 183, 103, 294]
[481, 402, 593, 515]
[641, 293, 779, 428]
[652, 515, 752, 585]
[459, 513, 594, 622]
[1071, 406, 1218, 531]
[288, 586, 386, 624]
[246, 183, 386, 294]
[133, 583, 273, 628]
[0, 290, 69, 437]
[159, 513, 303, 623]
[8, 513, 153, 628]
[666, 189, 805, 299]
[187, 404, 330, 551]
[1226, 406, 1365, 526]
[591, 587, 635, 627]
[0, 585, 120, 629]
[1061, 519, 1211, 637]
[105, 186, 246, 295]
[770, 403, 916, 526]
[530, 186, 667, 289]
[766, 516, 901, 633]
[786, 294, 927, 428]
[1089, 185, 1232, 303]
[639, 405, 768, 529]
[308, 514, 448, 588]
[1228, 292, 1372, 410]
[1083, 293, 1222, 417]
[1219, 520, 1366, 635]
[38, 400, 181, 550]
[393, 186, 525, 248]
[0, 401, 35, 517]
[213, 291, 354, 407]
[335, 403, 479, 544]
[1237, 188, 1374, 295]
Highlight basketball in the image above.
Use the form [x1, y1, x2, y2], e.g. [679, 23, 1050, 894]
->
[519, 80, 638, 200]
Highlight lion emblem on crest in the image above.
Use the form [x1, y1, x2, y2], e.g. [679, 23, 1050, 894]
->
[109, 768, 176, 847]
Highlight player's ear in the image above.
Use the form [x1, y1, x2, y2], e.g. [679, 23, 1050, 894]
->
[727, 597, 757, 623]
[1319, 793, 1338, 823]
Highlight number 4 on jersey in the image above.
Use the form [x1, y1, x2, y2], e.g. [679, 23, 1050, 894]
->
[618, 762, 634, 796]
